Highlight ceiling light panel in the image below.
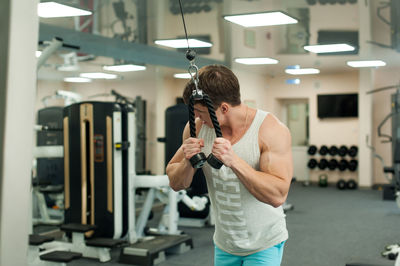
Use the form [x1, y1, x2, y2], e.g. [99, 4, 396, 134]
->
[64, 77, 92, 83]
[224, 11, 298, 27]
[103, 64, 146, 72]
[304, 44, 355, 53]
[80, 73, 118, 79]
[155, 39, 212, 48]
[286, 79, 301, 85]
[346, 60, 386, 68]
[234, 57, 279, 65]
[38, 2, 92, 18]
[285, 68, 320, 75]
[173, 73, 192, 79]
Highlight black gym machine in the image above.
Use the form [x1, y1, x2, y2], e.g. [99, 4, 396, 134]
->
[367, 84, 400, 202]
[346, 84, 400, 266]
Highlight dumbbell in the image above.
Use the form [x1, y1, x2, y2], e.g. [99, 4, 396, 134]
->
[338, 145, 348, 157]
[348, 159, 358, 171]
[318, 159, 329, 170]
[307, 158, 318, 169]
[346, 179, 357, 190]
[328, 145, 338, 156]
[338, 159, 348, 171]
[307, 145, 317, 155]
[336, 179, 346, 190]
[348, 146, 358, 157]
[328, 159, 338, 170]
[319, 145, 329, 156]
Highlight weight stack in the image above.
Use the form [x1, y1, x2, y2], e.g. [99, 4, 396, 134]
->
[37, 107, 64, 186]
[164, 102, 208, 195]
[63, 102, 124, 239]
[165, 103, 188, 166]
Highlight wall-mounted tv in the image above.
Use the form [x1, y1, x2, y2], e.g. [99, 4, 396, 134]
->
[317, 93, 358, 118]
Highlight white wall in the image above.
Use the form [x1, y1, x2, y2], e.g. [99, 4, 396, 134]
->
[233, 68, 270, 110]
[265, 72, 359, 184]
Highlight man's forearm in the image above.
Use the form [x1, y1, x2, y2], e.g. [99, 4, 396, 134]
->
[166, 159, 196, 191]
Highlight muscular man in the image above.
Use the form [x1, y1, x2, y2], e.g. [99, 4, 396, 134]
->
[166, 64, 293, 266]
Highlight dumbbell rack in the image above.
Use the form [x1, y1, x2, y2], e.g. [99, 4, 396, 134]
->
[307, 145, 359, 187]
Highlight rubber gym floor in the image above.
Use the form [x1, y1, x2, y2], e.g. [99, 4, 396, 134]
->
[40, 181, 399, 266]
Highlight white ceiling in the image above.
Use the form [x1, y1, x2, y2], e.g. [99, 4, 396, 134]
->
[37, 0, 400, 81]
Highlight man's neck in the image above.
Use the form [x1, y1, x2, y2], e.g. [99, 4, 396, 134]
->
[221, 104, 249, 137]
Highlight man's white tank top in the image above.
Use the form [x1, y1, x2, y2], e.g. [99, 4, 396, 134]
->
[198, 109, 288, 256]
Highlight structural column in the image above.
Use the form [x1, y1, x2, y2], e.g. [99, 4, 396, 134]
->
[0, 0, 39, 265]
[153, 0, 168, 174]
[358, 0, 374, 187]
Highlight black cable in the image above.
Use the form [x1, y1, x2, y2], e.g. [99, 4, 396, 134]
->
[189, 96, 197, 138]
[178, 0, 223, 169]
[203, 95, 222, 137]
[178, 0, 190, 50]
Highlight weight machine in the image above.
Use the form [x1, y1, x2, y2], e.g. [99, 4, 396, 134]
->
[368, 85, 400, 265]
[348, 84, 400, 266]
[367, 84, 400, 207]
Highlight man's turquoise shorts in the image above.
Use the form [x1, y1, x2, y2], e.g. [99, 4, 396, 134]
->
[214, 241, 285, 266]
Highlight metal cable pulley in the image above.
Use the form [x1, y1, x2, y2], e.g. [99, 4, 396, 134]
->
[179, 0, 223, 169]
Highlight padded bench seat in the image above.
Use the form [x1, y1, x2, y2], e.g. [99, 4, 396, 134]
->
[60, 223, 96, 233]
[40, 251, 82, 263]
[29, 234, 55, 246]
[85, 237, 126, 248]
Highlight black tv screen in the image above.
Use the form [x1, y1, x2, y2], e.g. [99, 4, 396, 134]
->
[317, 93, 358, 118]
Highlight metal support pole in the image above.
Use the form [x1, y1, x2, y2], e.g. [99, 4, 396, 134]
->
[135, 188, 155, 238]
[168, 188, 178, 235]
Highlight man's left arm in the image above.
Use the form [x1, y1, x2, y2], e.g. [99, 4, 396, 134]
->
[214, 116, 293, 207]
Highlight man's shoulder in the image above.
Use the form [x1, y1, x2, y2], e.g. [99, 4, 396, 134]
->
[260, 112, 286, 131]
[259, 113, 290, 147]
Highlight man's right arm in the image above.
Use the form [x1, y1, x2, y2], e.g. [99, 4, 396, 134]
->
[166, 122, 203, 191]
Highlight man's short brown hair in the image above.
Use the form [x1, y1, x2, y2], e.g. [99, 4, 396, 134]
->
[182, 64, 241, 107]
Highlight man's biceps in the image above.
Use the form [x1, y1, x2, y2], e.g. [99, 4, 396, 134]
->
[267, 141, 292, 157]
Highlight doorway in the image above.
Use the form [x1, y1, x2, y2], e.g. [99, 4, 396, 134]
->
[281, 99, 309, 147]
[279, 98, 309, 182]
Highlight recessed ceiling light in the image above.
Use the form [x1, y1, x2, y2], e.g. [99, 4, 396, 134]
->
[286, 79, 301, 85]
[223, 11, 298, 27]
[346, 60, 386, 68]
[80, 73, 118, 79]
[155, 39, 212, 48]
[285, 68, 320, 75]
[64, 77, 92, 83]
[173, 73, 192, 79]
[38, 2, 92, 18]
[103, 64, 146, 72]
[36, 51, 42, 57]
[304, 44, 355, 53]
[234, 57, 279, 65]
